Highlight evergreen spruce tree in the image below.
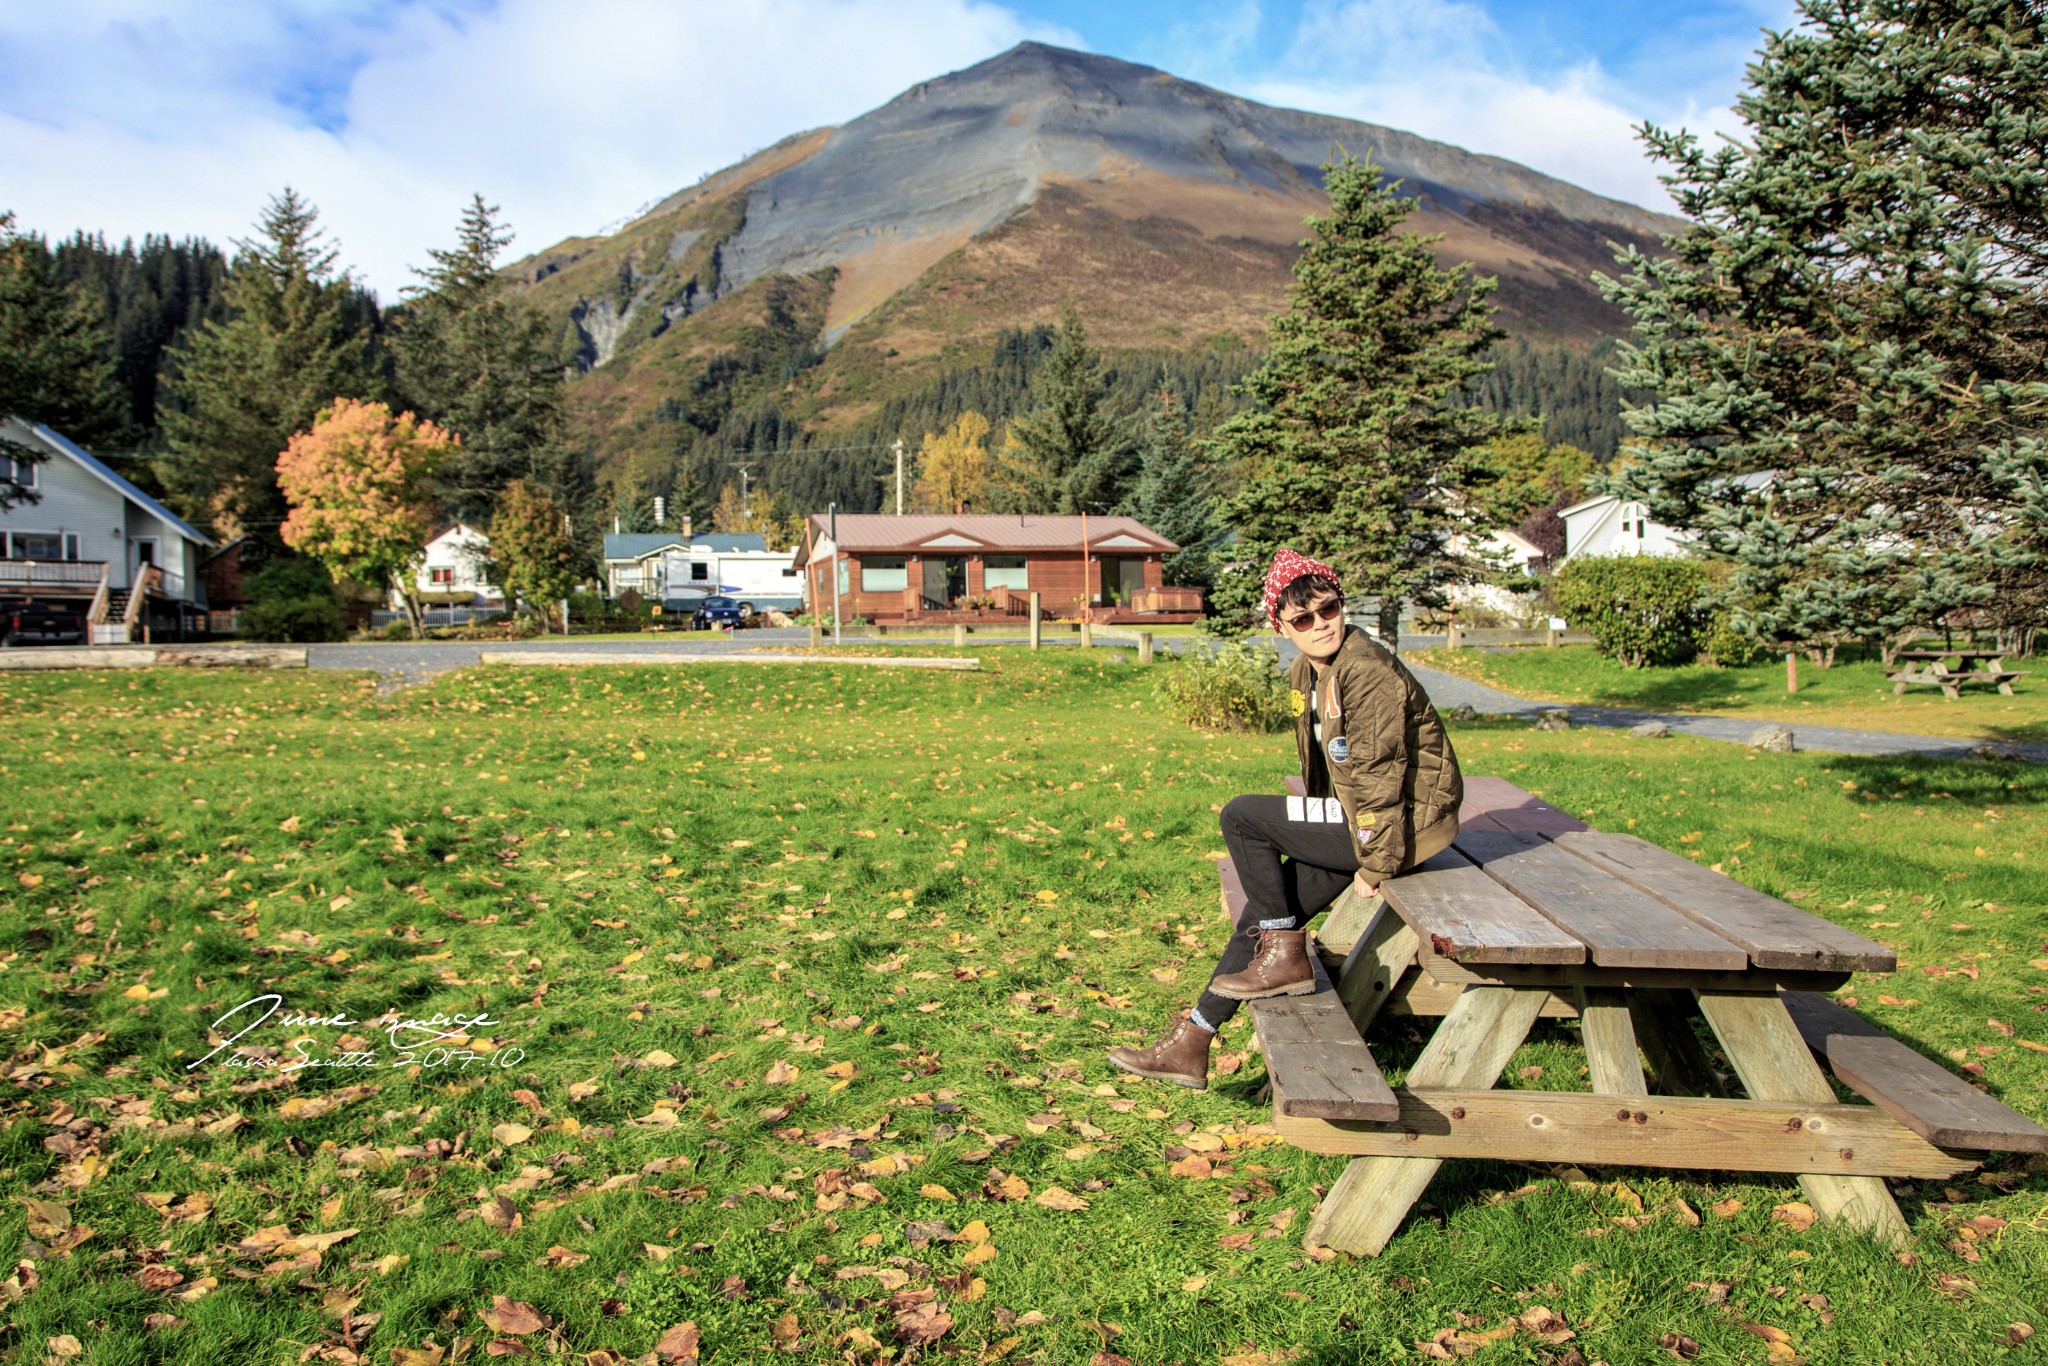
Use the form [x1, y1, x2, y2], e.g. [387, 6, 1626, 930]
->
[157, 189, 378, 539]
[1125, 390, 1222, 587]
[1208, 152, 1508, 639]
[996, 303, 1132, 513]
[1598, 0, 2048, 658]
[0, 212, 130, 502]
[395, 196, 578, 523]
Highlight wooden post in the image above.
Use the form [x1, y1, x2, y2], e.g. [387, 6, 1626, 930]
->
[808, 625, 822, 648]
[1546, 625, 1559, 649]
[1446, 619, 1461, 650]
[1080, 620, 1093, 649]
[1137, 631, 1153, 664]
[1786, 652, 1799, 694]
[953, 623, 967, 647]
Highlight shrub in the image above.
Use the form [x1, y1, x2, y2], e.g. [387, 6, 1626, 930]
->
[1553, 556, 1709, 668]
[1158, 639, 1293, 733]
[1699, 604, 1767, 668]
[238, 557, 346, 643]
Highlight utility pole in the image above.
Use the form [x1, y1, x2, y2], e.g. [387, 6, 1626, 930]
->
[892, 440, 906, 515]
[829, 502, 842, 647]
[728, 463, 755, 528]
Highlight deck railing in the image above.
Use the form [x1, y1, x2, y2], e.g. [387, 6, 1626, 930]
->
[0, 559, 108, 590]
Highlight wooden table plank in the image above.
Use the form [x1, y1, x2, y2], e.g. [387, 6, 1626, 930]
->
[1455, 829, 1750, 971]
[1782, 992, 2048, 1153]
[1549, 831, 1895, 973]
[1695, 991, 1910, 1246]
[1417, 953, 1850, 995]
[1273, 1088, 1975, 1178]
[1248, 947, 1400, 1122]
[1382, 847, 1586, 965]
[1335, 902, 1420, 1034]
[1302, 986, 1548, 1255]
[1460, 776, 1589, 834]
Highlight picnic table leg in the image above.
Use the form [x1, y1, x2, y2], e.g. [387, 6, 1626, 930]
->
[1575, 986, 1647, 1097]
[1627, 988, 1724, 1097]
[1335, 902, 1419, 1034]
[1318, 884, 1382, 958]
[1304, 985, 1548, 1256]
[1694, 990, 1910, 1247]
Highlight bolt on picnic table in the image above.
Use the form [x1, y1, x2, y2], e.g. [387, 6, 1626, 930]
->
[1217, 775, 2048, 1258]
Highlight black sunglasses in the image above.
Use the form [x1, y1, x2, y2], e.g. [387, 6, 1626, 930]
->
[1282, 600, 1344, 633]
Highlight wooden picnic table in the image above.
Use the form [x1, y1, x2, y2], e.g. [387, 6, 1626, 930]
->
[1892, 648, 2012, 672]
[1222, 776, 2048, 1257]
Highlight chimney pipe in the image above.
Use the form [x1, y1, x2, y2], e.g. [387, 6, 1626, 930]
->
[682, 515, 692, 539]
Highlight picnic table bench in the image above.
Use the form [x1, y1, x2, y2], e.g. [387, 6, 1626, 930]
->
[1215, 775, 2048, 1256]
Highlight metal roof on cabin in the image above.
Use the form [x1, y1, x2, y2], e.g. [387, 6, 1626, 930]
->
[26, 422, 211, 546]
[804, 514, 1178, 553]
[601, 532, 769, 560]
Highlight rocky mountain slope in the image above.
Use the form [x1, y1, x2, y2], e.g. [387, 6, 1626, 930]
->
[514, 42, 1684, 473]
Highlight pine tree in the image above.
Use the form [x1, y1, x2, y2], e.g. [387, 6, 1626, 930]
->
[0, 213, 129, 502]
[395, 196, 577, 523]
[1209, 152, 1509, 638]
[157, 189, 379, 539]
[997, 304, 1133, 513]
[1125, 390, 1222, 587]
[1598, 0, 2048, 657]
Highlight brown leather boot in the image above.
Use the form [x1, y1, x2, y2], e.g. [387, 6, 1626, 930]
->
[1208, 928, 1316, 1000]
[1105, 1010, 1213, 1089]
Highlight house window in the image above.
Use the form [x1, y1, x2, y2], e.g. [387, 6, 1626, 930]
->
[430, 567, 454, 585]
[9, 531, 62, 560]
[983, 554, 1028, 590]
[64, 534, 78, 561]
[2, 457, 36, 488]
[859, 555, 908, 592]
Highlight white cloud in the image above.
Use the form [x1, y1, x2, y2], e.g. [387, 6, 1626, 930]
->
[1, 0, 1070, 297]
[1235, 0, 1762, 216]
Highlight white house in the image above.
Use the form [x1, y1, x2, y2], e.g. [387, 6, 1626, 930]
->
[394, 523, 502, 609]
[1559, 494, 1693, 560]
[603, 532, 803, 613]
[0, 417, 212, 640]
[1449, 527, 1547, 619]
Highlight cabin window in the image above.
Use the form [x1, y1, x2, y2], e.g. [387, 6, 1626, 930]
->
[431, 567, 454, 585]
[860, 555, 908, 592]
[2, 457, 35, 488]
[8, 531, 62, 560]
[983, 554, 1028, 590]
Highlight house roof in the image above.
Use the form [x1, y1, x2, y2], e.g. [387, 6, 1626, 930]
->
[22, 421, 211, 547]
[1557, 493, 1618, 520]
[804, 514, 1178, 555]
[602, 532, 769, 561]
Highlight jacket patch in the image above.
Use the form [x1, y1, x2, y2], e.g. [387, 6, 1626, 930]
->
[1328, 737, 1350, 764]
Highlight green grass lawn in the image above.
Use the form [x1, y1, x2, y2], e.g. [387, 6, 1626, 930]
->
[3, 651, 2045, 1363]
[1414, 644, 2048, 746]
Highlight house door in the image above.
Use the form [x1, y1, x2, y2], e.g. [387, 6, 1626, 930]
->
[132, 537, 158, 587]
[1104, 557, 1146, 606]
[921, 556, 966, 606]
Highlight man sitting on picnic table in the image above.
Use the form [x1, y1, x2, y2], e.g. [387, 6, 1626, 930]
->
[1107, 548, 1465, 1090]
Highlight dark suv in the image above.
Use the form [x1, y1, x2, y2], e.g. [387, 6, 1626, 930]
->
[2, 599, 86, 646]
[691, 595, 748, 630]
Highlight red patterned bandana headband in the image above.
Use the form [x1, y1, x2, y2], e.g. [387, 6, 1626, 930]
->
[1262, 548, 1341, 628]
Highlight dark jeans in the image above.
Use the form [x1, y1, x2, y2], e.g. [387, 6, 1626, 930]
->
[1195, 794, 1361, 1029]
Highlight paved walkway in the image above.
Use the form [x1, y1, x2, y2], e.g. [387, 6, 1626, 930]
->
[305, 631, 2045, 763]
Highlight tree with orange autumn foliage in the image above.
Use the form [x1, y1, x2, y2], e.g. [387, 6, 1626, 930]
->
[278, 397, 456, 639]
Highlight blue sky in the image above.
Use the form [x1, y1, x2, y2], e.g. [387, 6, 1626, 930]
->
[0, 0, 1794, 297]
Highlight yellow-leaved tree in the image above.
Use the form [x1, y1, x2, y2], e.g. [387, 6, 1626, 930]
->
[911, 411, 991, 514]
[277, 397, 456, 639]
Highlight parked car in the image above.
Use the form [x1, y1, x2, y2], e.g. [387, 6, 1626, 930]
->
[691, 595, 750, 630]
[2, 599, 86, 646]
